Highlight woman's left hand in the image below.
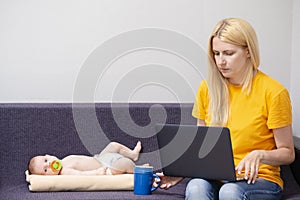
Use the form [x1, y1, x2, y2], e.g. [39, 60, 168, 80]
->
[235, 150, 263, 184]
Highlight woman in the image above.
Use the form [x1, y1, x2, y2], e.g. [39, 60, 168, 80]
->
[156, 18, 295, 200]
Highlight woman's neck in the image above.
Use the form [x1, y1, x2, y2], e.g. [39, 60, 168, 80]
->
[228, 68, 258, 86]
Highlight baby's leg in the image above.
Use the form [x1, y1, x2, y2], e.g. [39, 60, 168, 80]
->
[109, 157, 135, 174]
[100, 141, 141, 161]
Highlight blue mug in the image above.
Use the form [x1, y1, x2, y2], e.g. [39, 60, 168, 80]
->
[134, 165, 161, 195]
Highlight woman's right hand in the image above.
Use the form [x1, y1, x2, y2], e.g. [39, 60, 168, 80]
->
[154, 172, 183, 189]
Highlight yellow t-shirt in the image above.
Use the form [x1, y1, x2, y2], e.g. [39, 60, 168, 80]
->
[192, 70, 292, 189]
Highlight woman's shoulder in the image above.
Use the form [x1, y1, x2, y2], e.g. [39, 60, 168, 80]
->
[256, 70, 286, 89]
[255, 70, 288, 95]
[197, 80, 209, 95]
[199, 79, 208, 89]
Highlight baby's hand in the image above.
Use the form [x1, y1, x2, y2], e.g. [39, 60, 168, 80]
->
[96, 167, 107, 175]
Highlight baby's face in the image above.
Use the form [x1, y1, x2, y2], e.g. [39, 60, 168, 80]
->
[32, 155, 60, 175]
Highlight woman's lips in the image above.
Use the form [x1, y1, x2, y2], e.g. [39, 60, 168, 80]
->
[219, 68, 230, 73]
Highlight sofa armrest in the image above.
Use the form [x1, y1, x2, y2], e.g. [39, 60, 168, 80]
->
[290, 136, 300, 185]
[294, 136, 300, 150]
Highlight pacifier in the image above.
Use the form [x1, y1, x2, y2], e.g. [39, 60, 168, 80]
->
[50, 160, 62, 172]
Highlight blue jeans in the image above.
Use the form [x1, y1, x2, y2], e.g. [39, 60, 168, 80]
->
[185, 178, 282, 200]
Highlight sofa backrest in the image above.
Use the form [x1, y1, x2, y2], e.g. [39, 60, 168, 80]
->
[0, 103, 195, 183]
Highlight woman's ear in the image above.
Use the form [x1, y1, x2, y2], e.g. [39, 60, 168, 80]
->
[246, 48, 251, 58]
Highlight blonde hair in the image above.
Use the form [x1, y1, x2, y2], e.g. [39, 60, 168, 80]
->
[207, 18, 260, 126]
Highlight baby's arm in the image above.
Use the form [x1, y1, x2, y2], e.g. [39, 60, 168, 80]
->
[61, 167, 107, 175]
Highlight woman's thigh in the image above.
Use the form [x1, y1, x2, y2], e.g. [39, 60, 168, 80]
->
[219, 178, 282, 200]
[185, 178, 222, 200]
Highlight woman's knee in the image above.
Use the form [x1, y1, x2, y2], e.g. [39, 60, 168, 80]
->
[186, 179, 203, 194]
[185, 179, 216, 200]
[187, 179, 209, 190]
[219, 183, 244, 200]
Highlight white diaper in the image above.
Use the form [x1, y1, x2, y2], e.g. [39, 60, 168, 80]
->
[94, 153, 124, 168]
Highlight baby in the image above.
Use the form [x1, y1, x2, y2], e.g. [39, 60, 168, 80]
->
[28, 141, 141, 175]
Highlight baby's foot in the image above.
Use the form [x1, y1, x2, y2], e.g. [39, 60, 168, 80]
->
[132, 141, 142, 161]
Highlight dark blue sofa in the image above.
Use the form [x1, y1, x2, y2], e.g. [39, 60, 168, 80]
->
[1, 103, 299, 199]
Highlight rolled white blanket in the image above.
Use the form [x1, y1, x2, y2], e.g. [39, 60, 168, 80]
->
[25, 170, 134, 192]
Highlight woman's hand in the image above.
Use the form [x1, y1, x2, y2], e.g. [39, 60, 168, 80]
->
[236, 126, 295, 184]
[153, 172, 183, 189]
[235, 150, 263, 184]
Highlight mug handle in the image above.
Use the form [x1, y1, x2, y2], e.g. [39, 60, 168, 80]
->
[151, 174, 161, 192]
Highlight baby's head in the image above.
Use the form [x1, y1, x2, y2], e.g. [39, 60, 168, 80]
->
[28, 154, 60, 175]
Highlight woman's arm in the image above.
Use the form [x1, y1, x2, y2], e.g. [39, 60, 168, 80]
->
[236, 125, 295, 184]
[154, 172, 183, 189]
[261, 125, 295, 165]
[197, 119, 206, 126]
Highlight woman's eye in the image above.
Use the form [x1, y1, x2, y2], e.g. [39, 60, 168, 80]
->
[45, 159, 48, 163]
[225, 51, 234, 56]
[44, 169, 47, 172]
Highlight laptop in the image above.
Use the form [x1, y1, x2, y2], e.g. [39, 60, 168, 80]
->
[156, 124, 239, 181]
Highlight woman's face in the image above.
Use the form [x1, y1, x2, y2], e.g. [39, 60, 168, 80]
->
[212, 37, 250, 85]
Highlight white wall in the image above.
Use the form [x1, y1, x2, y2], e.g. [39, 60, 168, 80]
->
[291, 0, 300, 137]
[0, 0, 298, 135]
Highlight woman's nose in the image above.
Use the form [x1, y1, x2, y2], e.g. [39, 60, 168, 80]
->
[217, 56, 226, 65]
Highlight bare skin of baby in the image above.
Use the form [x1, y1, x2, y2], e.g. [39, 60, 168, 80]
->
[28, 141, 142, 175]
